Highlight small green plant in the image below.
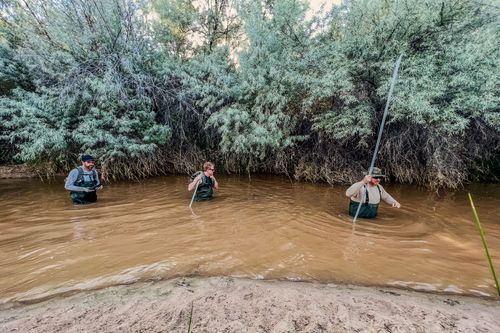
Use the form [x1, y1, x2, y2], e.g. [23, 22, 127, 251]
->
[468, 193, 500, 297]
[187, 301, 194, 333]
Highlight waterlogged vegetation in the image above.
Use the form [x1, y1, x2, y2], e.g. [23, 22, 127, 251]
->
[0, 0, 498, 188]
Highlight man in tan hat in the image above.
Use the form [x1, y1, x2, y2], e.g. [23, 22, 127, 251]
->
[345, 167, 401, 218]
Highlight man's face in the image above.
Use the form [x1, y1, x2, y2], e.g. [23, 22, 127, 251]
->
[206, 166, 215, 176]
[83, 160, 95, 169]
[370, 177, 381, 185]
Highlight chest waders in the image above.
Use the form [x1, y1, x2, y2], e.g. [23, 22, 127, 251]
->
[348, 185, 382, 219]
[70, 167, 98, 204]
[192, 171, 214, 201]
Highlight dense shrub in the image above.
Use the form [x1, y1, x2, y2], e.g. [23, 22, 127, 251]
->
[0, 0, 498, 188]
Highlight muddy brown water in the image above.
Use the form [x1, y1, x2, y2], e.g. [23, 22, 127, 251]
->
[1, 175, 499, 304]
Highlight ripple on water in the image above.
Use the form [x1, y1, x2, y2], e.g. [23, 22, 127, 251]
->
[0, 176, 499, 303]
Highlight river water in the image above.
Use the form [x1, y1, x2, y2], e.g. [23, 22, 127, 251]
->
[1, 175, 499, 304]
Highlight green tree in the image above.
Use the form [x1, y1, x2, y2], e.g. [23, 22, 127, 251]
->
[0, 0, 498, 188]
[0, 0, 172, 176]
[309, 0, 499, 187]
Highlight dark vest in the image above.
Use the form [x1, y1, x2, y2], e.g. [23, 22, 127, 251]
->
[348, 185, 382, 219]
[192, 171, 214, 201]
[70, 167, 98, 204]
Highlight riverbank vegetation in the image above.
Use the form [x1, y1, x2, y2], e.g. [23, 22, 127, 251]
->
[0, 0, 498, 188]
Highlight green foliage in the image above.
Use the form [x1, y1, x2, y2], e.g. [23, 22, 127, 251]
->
[0, 0, 172, 171]
[207, 105, 301, 159]
[0, 0, 498, 187]
[0, 89, 67, 164]
[200, 0, 311, 159]
[150, 0, 197, 58]
[304, 0, 500, 187]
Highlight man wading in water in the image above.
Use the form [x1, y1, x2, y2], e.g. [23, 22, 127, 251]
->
[64, 155, 103, 204]
[188, 162, 219, 201]
[346, 167, 401, 219]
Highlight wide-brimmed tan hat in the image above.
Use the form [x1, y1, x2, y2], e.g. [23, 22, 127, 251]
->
[364, 167, 386, 178]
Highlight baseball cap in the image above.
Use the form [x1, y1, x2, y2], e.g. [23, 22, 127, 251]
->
[81, 154, 94, 162]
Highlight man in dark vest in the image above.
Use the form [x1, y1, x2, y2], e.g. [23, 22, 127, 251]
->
[188, 161, 219, 201]
[345, 167, 400, 218]
[64, 154, 103, 204]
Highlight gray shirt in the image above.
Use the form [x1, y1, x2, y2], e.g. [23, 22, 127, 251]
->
[64, 167, 101, 192]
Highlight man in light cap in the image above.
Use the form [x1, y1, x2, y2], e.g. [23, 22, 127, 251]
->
[64, 154, 103, 204]
[188, 161, 219, 201]
[345, 167, 400, 219]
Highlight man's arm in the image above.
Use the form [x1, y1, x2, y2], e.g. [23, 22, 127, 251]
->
[380, 186, 400, 208]
[345, 182, 364, 197]
[64, 169, 89, 192]
[94, 170, 103, 190]
[345, 176, 371, 197]
[188, 175, 201, 191]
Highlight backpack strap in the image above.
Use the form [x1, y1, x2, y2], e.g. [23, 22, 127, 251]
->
[191, 171, 203, 181]
[74, 167, 84, 186]
[364, 185, 369, 206]
[364, 185, 382, 205]
[74, 167, 98, 186]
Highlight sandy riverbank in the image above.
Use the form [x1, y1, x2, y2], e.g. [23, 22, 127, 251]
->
[1, 277, 499, 332]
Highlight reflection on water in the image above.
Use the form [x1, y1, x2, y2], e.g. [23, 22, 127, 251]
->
[0, 175, 499, 304]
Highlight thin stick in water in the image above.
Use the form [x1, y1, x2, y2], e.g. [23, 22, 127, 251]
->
[189, 180, 200, 208]
[468, 193, 500, 296]
[353, 54, 403, 223]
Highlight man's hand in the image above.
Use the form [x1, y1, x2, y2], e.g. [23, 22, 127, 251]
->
[392, 201, 401, 208]
[95, 185, 103, 191]
[84, 187, 95, 192]
[210, 176, 219, 190]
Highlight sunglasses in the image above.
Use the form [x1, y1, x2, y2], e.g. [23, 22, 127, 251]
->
[208, 168, 215, 171]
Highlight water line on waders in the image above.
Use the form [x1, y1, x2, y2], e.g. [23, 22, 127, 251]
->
[352, 54, 403, 224]
[189, 180, 200, 209]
